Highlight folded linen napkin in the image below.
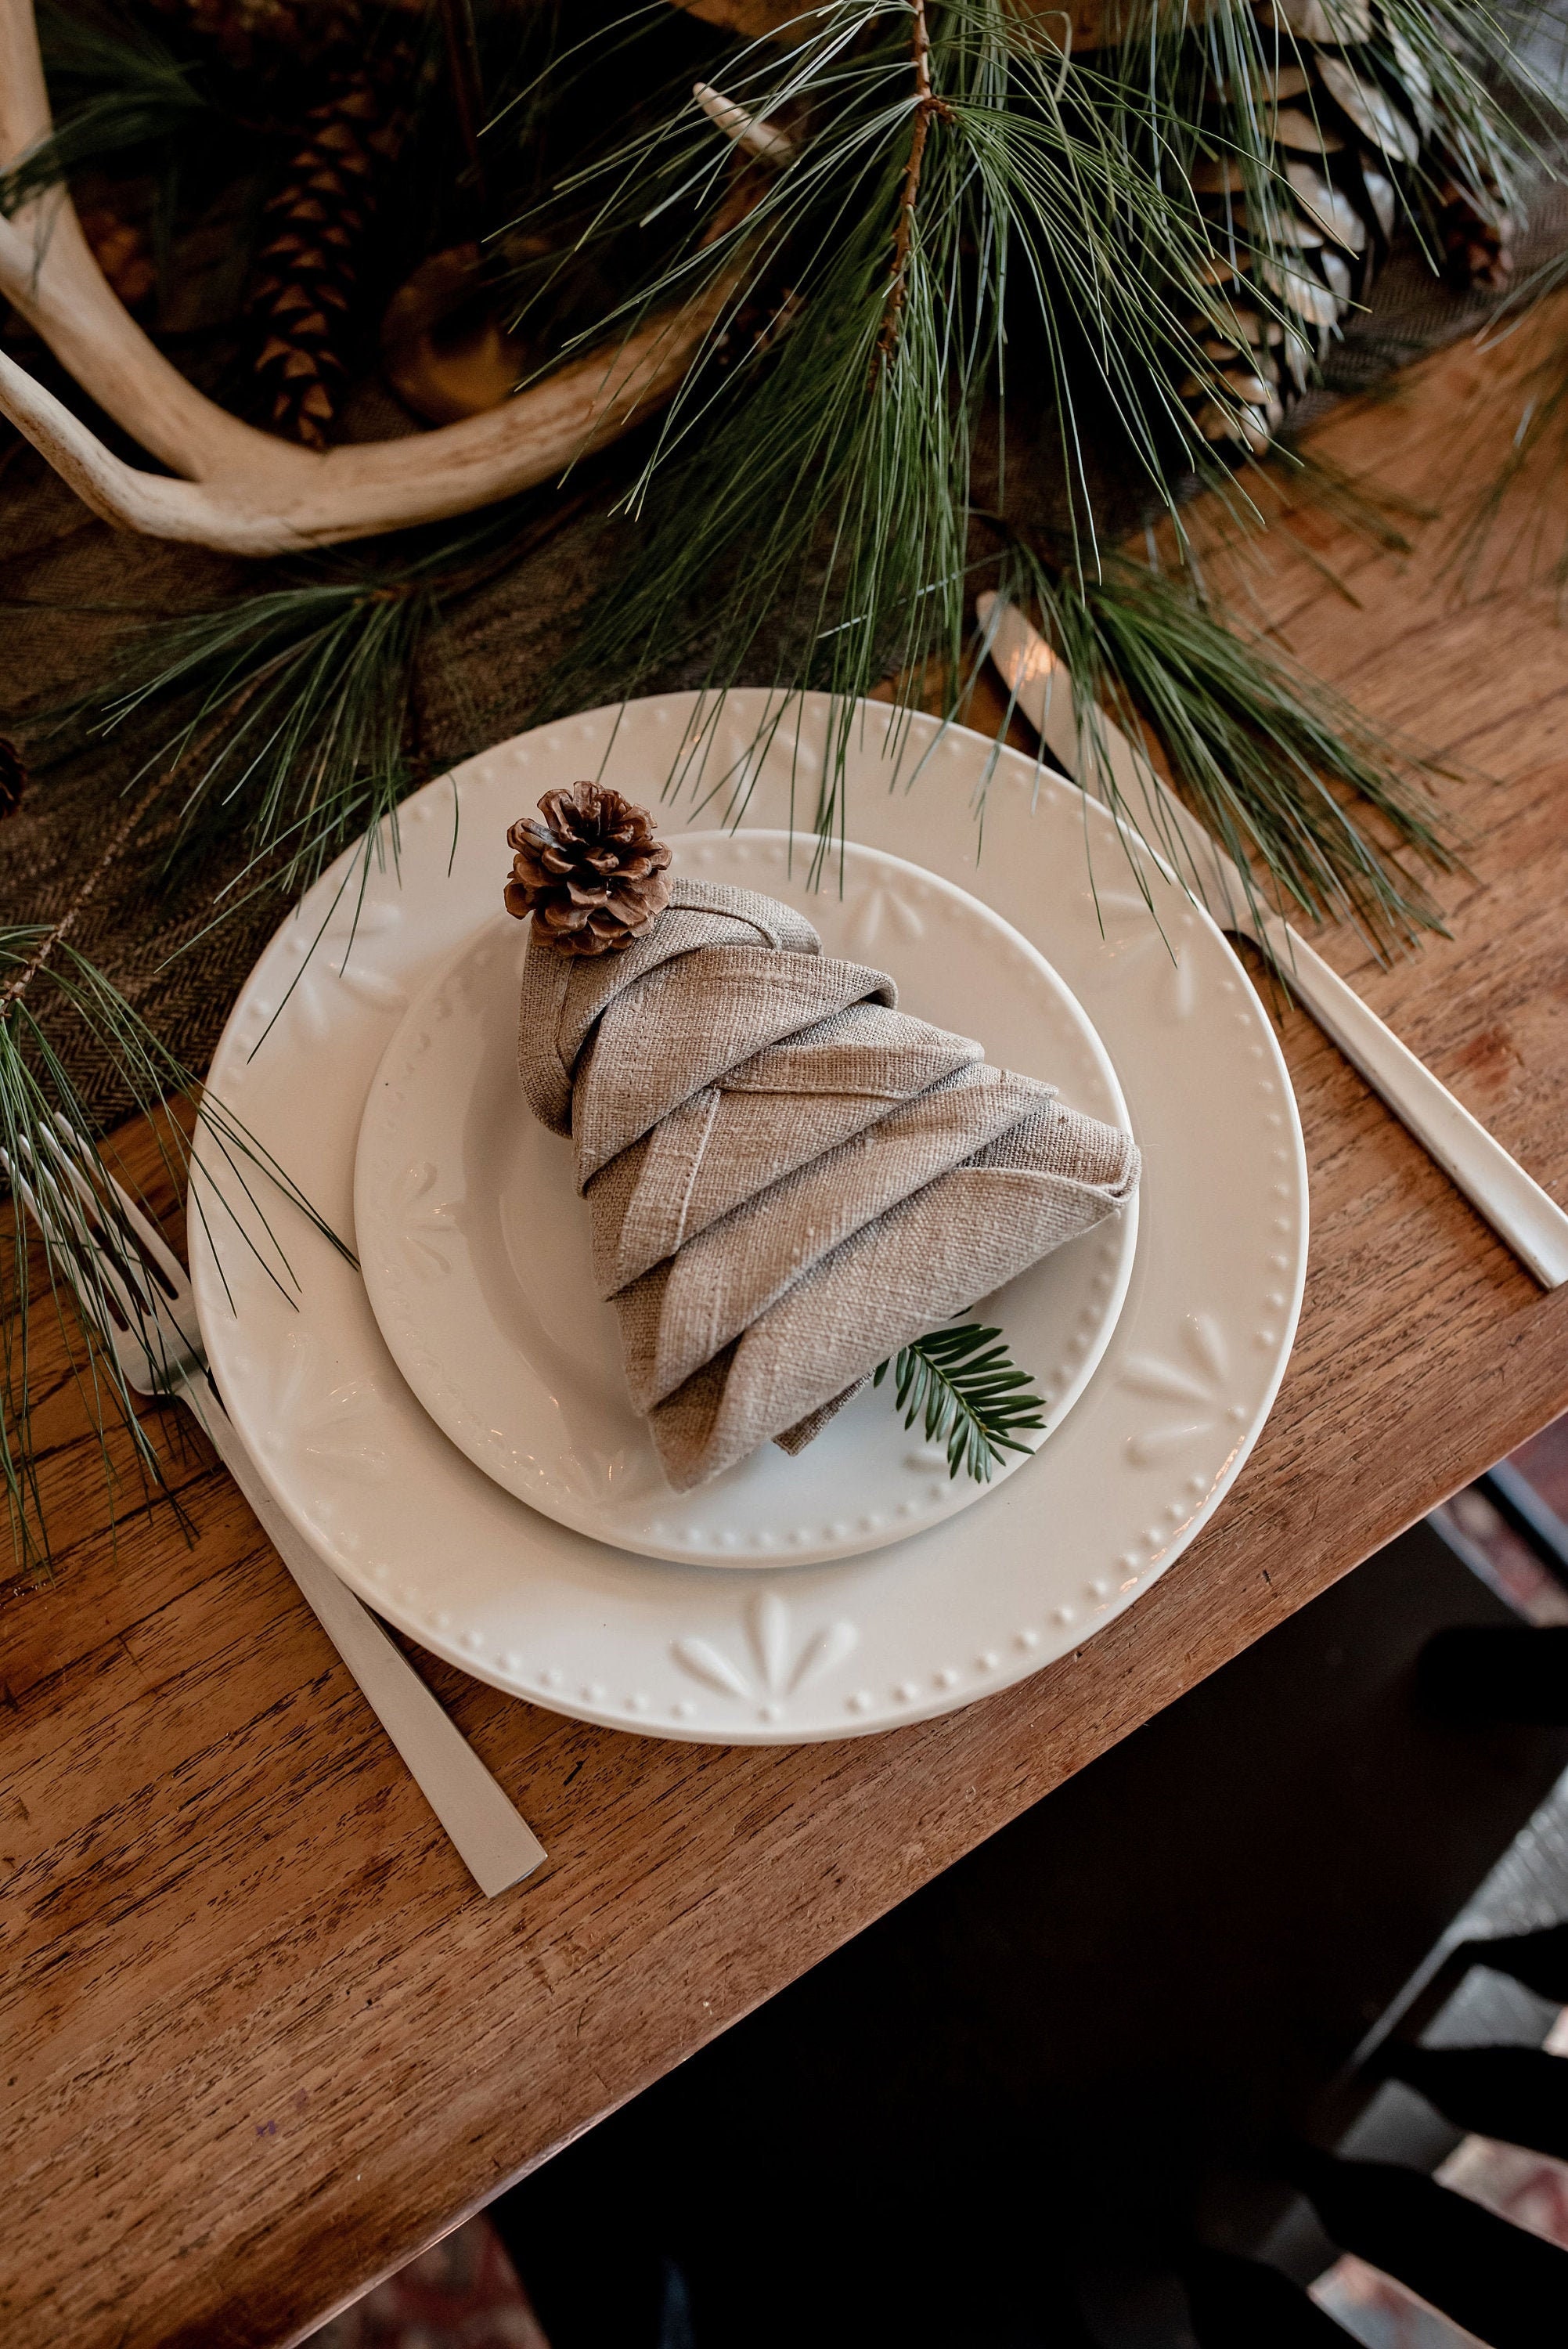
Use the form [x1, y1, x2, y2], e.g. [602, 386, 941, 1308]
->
[516, 864, 1139, 1491]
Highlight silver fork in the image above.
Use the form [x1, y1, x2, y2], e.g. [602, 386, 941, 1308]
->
[9, 1115, 546, 1898]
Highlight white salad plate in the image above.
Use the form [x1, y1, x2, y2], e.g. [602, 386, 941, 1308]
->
[190, 690, 1308, 1745]
[352, 831, 1137, 1568]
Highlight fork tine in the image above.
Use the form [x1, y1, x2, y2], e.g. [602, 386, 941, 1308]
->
[2, 1140, 147, 1378]
[16, 1135, 148, 1321]
[49, 1111, 190, 1301]
[31, 1127, 160, 1317]
[9, 1133, 189, 1396]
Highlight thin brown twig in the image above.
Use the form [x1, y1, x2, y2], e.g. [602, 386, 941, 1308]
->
[874, 0, 948, 377]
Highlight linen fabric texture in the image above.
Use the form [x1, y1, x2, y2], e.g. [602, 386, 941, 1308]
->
[517, 877, 1140, 1491]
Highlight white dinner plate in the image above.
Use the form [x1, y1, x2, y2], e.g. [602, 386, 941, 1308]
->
[352, 832, 1137, 1566]
[190, 691, 1308, 1745]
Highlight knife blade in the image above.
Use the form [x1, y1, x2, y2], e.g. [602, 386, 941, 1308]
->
[977, 591, 1568, 1290]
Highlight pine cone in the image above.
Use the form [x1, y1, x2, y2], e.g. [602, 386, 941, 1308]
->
[504, 784, 672, 957]
[1178, 5, 1429, 456]
[147, 0, 359, 76]
[247, 51, 414, 447]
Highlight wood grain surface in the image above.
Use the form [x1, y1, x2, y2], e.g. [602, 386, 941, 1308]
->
[5, 319, 1568, 2349]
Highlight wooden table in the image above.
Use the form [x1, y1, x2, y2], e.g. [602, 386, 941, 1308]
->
[5, 322, 1568, 2349]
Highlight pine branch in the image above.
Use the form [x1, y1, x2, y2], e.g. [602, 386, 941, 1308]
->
[1, 690, 356, 1582]
[86, 496, 564, 918]
[1435, 260, 1568, 598]
[874, 0, 947, 373]
[989, 537, 1458, 952]
[1, 926, 347, 1583]
[0, 2, 212, 218]
[0, 756, 167, 1021]
[874, 1320, 1045, 1483]
[533, 0, 1238, 853]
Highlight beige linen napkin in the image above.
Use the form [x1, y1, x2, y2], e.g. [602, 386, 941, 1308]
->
[519, 877, 1138, 1491]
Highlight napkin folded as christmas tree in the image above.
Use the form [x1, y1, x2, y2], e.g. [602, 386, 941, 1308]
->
[515, 832, 1138, 1492]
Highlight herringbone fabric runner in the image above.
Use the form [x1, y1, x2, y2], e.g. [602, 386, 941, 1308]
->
[518, 878, 1140, 1490]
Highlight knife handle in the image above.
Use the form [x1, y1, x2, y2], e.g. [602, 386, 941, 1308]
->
[183, 1379, 548, 1894]
[1258, 918, 1568, 1290]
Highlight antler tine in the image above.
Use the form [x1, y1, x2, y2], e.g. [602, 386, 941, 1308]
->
[0, 0, 760, 553]
[694, 80, 796, 164]
[0, 289, 734, 552]
[0, 0, 283, 485]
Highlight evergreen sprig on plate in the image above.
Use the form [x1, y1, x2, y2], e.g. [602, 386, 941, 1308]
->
[874, 1320, 1046, 1484]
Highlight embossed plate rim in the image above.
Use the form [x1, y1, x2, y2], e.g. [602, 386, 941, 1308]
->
[189, 691, 1308, 1745]
[351, 829, 1137, 1566]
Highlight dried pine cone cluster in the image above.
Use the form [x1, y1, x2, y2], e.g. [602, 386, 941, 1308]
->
[1180, 0, 1513, 456]
[505, 783, 672, 957]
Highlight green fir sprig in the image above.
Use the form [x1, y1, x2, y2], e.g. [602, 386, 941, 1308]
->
[0, 0, 213, 221]
[986, 542, 1458, 951]
[528, 0, 1238, 843]
[874, 1319, 1046, 1482]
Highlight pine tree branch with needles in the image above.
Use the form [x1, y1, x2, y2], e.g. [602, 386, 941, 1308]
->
[985, 536, 1458, 951]
[0, 0, 214, 219]
[874, 0, 947, 372]
[529, 0, 1239, 847]
[874, 1320, 1046, 1482]
[1, 919, 348, 1581]
[0, 719, 349, 1579]
[79, 495, 571, 927]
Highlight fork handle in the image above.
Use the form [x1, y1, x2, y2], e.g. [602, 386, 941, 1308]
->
[175, 1375, 546, 1895]
[1253, 912, 1568, 1290]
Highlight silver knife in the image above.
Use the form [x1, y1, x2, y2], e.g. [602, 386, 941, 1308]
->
[978, 592, 1568, 1290]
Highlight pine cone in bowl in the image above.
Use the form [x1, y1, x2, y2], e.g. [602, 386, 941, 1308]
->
[504, 782, 672, 956]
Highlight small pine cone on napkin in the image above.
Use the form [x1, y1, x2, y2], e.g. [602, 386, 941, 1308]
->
[505, 783, 672, 957]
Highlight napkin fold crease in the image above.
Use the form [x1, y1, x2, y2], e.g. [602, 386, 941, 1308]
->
[518, 877, 1138, 1491]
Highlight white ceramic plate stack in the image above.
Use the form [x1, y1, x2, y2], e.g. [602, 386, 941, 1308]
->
[192, 692, 1308, 1745]
[351, 832, 1137, 1566]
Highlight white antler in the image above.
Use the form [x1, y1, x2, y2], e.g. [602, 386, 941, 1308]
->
[693, 80, 795, 164]
[0, 0, 769, 554]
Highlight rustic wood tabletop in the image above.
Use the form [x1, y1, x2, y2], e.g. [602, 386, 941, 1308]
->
[5, 319, 1568, 2349]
